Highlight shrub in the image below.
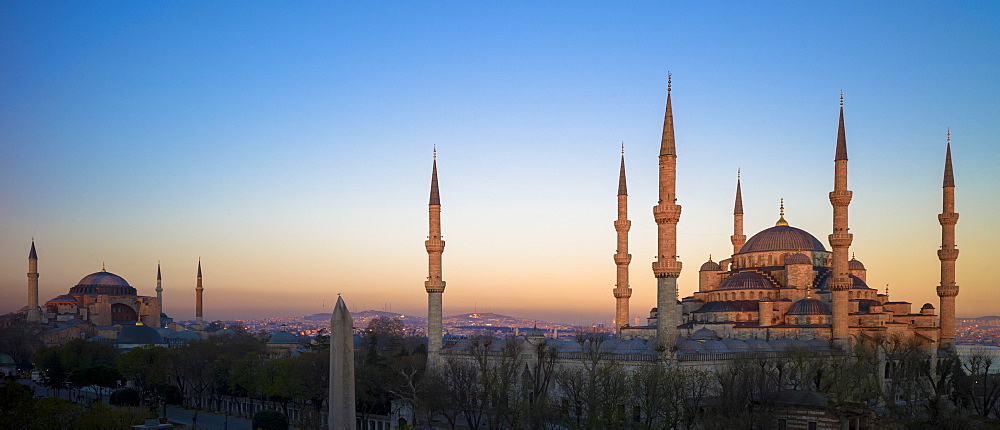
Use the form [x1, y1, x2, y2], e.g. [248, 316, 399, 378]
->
[252, 409, 288, 430]
[109, 388, 141, 407]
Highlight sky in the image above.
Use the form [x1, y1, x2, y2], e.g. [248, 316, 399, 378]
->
[1, 2, 998, 325]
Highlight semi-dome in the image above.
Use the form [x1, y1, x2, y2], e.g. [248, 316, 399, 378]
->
[69, 271, 137, 296]
[849, 258, 866, 270]
[717, 272, 776, 290]
[49, 294, 79, 303]
[738, 225, 827, 254]
[700, 260, 721, 271]
[785, 253, 812, 265]
[818, 274, 873, 290]
[786, 298, 830, 315]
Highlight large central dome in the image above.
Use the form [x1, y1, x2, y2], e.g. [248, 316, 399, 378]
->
[738, 225, 827, 254]
[68, 271, 137, 296]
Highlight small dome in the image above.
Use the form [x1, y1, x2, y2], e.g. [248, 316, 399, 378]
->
[722, 338, 750, 352]
[701, 340, 730, 353]
[738, 225, 827, 255]
[677, 339, 700, 352]
[849, 258, 866, 270]
[787, 298, 830, 315]
[745, 338, 773, 352]
[268, 331, 299, 344]
[117, 323, 165, 346]
[69, 271, 137, 296]
[921, 303, 935, 309]
[691, 328, 719, 341]
[785, 253, 812, 265]
[717, 272, 776, 290]
[614, 339, 652, 354]
[700, 260, 721, 271]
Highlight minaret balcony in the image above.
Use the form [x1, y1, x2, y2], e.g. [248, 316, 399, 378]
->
[653, 205, 681, 223]
[937, 248, 960, 261]
[614, 254, 632, 265]
[938, 213, 959, 225]
[828, 190, 853, 206]
[425, 240, 445, 252]
[828, 233, 853, 248]
[424, 280, 446, 293]
[614, 219, 631, 230]
[936, 284, 959, 297]
[652, 260, 682, 278]
[828, 277, 852, 291]
[613, 288, 633, 299]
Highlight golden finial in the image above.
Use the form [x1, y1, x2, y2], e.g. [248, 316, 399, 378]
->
[621, 141, 624, 155]
[737, 168, 740, 180]
[806, 284, 811, 299]
[851, 252, 855, 260]
[708, 254, 712, 262]
[102, 262, 106, 272]
[775, 198, 789, 226]
[667, 72, 672, 92]
[839, 91, 844, 107]
[885, 283, 890, 297]
[947, 128, 951, 144]
[433, 145, 437, 160]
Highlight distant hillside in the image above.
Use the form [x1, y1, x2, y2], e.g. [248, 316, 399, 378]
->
[302, 310, 579, 333]
[304, 310, 426, 329]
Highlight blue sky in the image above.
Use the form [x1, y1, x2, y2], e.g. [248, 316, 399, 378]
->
[2, 2, 997, 323]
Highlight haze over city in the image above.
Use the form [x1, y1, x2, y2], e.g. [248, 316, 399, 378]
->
[2, 2, 997, 324]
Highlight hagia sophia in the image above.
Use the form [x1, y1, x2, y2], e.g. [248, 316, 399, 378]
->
[432, 77, 960, 364]
[18, 247, 209, 349]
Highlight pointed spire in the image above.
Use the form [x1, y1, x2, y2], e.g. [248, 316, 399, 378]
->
[28, 240, 37, 260]
[157, 262, 162, 281]
[197, 258, 202, 278]
[943, 129, 955, 187]
[836, 92, 848, 161]
[618, 144, 628, 196]
[734, 169, 743, 215]
[775, 198, 789, 226]
[660, 73, 676, 156]
[429, 148, 441, 205]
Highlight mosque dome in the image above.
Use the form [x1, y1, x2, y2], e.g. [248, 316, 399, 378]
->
[849, 258, 866, 270]
[69, 271, 137, 296]
[49, 294, 79, 303]
[717, 272, 776, 290]
[785, 253, 812, 265]
[700, 260, 721, 271]
[786, 298, 831, 315]
[738, 225, 827, 254]
[268, 331, 299, 344]
[117, 323, 164, 346]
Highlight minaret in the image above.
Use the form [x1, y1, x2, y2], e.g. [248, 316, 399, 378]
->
[195, 259, 204, 329]
[156, 262, 163, 309]
[937, 130, 959, 351]
[613, 144, 632, 330]
[828, 93, 853, 349]
[731, 170, 746, 255]
[425, 147, 446, 367]
[651, 74, 682, 350]
[27, 240, 40, 323]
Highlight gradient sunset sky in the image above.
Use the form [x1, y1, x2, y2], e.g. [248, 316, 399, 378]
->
[2, 2, 997, 325]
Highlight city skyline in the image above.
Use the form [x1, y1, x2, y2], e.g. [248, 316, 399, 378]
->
[2, 2, 998, 324]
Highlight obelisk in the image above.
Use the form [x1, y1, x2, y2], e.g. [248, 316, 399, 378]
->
[329, 295, 355, 429]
